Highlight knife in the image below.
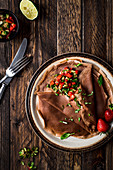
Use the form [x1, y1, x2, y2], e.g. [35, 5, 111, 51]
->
[0, 38, 27, 100]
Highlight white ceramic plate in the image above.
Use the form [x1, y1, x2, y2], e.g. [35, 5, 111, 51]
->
[26, 53, 113, 152]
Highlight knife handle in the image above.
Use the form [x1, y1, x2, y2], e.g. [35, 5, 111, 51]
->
[0, 83, 6, 100]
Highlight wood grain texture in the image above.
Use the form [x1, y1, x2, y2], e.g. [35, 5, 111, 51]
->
[105, 1, 113, 170]
[83, 0, 106, 59]
[0, 1, 12, 170]
[82, 0, 112, 170]
[57, 0, 81, 54]
[9, 0, 57, 170]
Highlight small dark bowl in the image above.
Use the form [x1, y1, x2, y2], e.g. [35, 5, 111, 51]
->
[0, 9, 19, 42]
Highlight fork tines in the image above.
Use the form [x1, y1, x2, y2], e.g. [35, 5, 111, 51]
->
[9, 56, 33, 73]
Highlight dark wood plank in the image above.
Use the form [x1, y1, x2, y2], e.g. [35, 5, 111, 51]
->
[105, 1, 113, 170]
[0, 1, 11, 170]
[82, 0, 112, 169]
[83, 0, 106, 60]
[10, 0, 57, 169]
[57, 0, 82, 169]
[57, 0, 81, 55]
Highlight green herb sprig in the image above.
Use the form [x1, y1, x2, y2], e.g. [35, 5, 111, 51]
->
[19, 147, 38, 169]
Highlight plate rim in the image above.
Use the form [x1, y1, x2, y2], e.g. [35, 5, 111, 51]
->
[25, 52, 113, 152]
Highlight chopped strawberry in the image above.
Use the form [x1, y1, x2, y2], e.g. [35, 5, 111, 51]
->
[50, 80, 54, 86]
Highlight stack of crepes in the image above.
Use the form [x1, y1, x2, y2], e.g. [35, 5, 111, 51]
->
[35, 59, 113, 139]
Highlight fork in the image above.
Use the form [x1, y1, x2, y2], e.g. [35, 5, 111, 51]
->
[0, 56, 33, 84]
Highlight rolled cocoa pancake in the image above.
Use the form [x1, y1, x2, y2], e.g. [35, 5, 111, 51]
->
[35, 59, 113, 139]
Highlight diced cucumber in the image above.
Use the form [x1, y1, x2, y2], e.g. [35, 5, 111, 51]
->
[6, 14, 9, 18]
[1, 31, 7, 36]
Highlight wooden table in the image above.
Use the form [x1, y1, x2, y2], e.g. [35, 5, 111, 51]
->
[0, 0, 113, 169]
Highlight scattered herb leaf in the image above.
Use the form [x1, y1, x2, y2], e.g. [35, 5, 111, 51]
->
[65, 117, 67, 120]
[82, 93, 86, 96]
[87, 91, 94, 96]
[78, 88, 82, 93]
[47, 84, 50, 88]
[98, 75, 103, 86]
[74, 63, 82, 67]
[75, 109, 81, 113]
[60, 132, 75, 140]
[21, 161, 25, 166]
[88, 113, 91, 117]
[83, 97, 85, 100]
[69, 118, 74, 121]
[85, 102, 92, 105]
[78, 117, 81, 122]
[54, 74, 58, 77]
[67, 103, 72, 107]
[66, 58, 68, 61]
[55, 93, 59, 96]
[76, 101, 81, 108]
[59, 121, 68, 124]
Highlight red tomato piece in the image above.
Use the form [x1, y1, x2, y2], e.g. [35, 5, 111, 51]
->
[65, 73, 72, 78]
[75, 70, 79, 74]
[6, 19, 13, 24]
[68, 83, 71, 87]
[72, 82, 76, 85]
[9, 16, 14, 22]
[10, 23, 16, 31]
[70, 94, 75, 100]
[56, 74, 62, 81]
[55, 81, 59, 86]
[50, 80, 54, 86]
[68, 91, 73, 97]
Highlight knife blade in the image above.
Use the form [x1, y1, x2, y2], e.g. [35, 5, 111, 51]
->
[0, 38, 27, 100]
[0, 38, 27, 85]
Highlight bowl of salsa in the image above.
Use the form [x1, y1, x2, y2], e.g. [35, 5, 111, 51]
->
[0, 9, 19, 42]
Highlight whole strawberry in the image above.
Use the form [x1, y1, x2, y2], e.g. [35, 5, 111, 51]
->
[105, 109, 113, 122]
[97, 119, 109, 132]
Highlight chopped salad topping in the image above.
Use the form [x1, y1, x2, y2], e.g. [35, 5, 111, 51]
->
[47, 67, 80, 101]
[0, 14, 16, 40]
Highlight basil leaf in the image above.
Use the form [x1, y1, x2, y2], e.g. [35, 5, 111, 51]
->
[98, 75, 103, 86]
[60, 133, 75, 140]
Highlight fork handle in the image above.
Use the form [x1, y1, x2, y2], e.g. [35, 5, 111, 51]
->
[0, 83, 6, 100]
[0, 75, 8, 84]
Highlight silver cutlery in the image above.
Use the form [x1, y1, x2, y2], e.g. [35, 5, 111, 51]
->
[0, 56, 32, 84]
[0, 38, 28, 100]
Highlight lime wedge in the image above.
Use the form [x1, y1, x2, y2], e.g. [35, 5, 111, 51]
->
[20, 0, 38, 20]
